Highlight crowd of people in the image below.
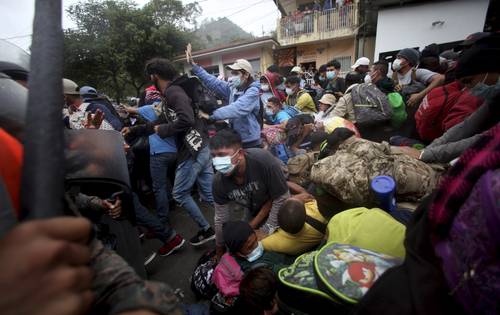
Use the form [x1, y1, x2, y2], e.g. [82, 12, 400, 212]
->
[0, 30, 499, 315]
[281, 0, 354, 37]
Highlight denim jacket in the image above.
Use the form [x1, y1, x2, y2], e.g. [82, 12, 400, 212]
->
[192, 64, 261, 144]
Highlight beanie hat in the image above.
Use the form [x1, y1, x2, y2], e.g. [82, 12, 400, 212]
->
[455, 33, 500, 79]
[397, 48, 420, 67]
[223, 221, 254, 253]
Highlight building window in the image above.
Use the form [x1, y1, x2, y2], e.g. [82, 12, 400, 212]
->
[335, 56, 352, 73]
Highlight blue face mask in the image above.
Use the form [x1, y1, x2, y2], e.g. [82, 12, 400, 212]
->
[470, 74, 500, 100]
[212, 150, 239, 175]
[265, 108, 274, 117]
[246, 241, 264, 262]
[230, 75, 242, 88]
[326, 70, 336, 80]
[319, 76, 326, 82]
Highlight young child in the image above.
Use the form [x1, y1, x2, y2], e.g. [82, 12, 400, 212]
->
[222, 221, 294, 273]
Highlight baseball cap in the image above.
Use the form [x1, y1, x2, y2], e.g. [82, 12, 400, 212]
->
[63, 78, 80, 95]
[291, 66, 303, 74]
[80, 86, 98, 96]
[351, 57, 370, 70]
[318, 93, 336, 106]
[454, 32, 491, 51]
[226, 59, 253, 74]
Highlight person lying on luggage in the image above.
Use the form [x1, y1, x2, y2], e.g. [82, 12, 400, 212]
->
[210, 129, 290, 259]
[223, 221, 293, 273]
[261, 192, 328, 255]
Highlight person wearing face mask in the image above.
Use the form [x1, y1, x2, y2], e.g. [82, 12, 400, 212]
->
[391, 48, 445, 108]
[290, 65, 306, 89]
[186, 44, 262, 149]
[210, 129, 290, 260]
[366, 61, 395, 94]
[284, 76, 316, 113]
[264, 97, 291, 127]
[222, 221, 293, 273]
[260, 73, 285, 106]
[396, 34, 500, 164]
[351, 57, 371, 78]
[314, 93, 336, 125]
[324, 59, 346, 98]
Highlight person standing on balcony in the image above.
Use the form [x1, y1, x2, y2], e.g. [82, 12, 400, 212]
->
[313, 0, 321, 12]
[325, 59, 346, 99]
[323, 0, 333, 10]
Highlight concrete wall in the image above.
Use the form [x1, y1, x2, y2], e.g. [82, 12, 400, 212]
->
[358, 36, 376, 63]
[374, 0, 489, 61]
[295, 37, 355, 68]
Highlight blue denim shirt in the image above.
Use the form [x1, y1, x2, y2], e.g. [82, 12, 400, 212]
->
[137, 105, 176, 155]
[192, 64, 261, 145]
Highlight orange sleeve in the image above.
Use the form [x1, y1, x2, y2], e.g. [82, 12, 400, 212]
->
[0, 128, 23, 216]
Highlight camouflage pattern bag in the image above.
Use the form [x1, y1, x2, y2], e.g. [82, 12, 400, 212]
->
[287, 151, 319, 187]
[310, 137, 441, 205]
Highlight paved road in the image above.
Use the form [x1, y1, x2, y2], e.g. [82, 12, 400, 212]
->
[142, 202, 216, 304]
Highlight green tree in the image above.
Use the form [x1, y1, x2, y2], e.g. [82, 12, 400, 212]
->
[63, 0, 200, 103]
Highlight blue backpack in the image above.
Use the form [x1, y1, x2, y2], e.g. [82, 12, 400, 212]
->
[283, 105, 301, 118]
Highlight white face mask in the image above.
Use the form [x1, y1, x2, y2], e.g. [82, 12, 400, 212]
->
[285, 87, 294, 96]
[364, 74, 372, 84]
[392, 59, 403, 71]
[261, 84, 270, 92]
[246, 241, 264, 262]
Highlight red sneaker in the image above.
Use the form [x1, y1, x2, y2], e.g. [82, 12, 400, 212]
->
[158, 234, 185, 256]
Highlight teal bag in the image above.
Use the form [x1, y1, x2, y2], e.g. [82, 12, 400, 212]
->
[278, 251, 351, 314]
[388, 92, 407, 128]
[314, 243, 402, 304]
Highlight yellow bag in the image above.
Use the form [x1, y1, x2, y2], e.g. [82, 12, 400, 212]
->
[327, 207, 406, 258]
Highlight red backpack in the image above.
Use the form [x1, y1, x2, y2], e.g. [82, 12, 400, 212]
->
[415, 81, 462, 141]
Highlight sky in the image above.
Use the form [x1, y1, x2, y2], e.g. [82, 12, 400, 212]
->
[0, 0, 281, 52]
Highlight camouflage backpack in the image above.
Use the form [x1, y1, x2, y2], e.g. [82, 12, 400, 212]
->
[287, 151, 319, 187]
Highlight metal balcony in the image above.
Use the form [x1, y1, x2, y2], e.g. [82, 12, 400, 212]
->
[277, 3, 358, 46]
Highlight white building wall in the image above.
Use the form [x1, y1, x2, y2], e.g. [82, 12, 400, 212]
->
[374, 0, 489, 61]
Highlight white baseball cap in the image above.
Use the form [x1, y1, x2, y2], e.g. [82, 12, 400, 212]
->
[226, 59, 253, 74]
[63, 78, 80, 95]
[351, 57, 370, 70]
[291, 66, 303, 74]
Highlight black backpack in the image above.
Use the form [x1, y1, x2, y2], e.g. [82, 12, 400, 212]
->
[172, 74, 219, 115]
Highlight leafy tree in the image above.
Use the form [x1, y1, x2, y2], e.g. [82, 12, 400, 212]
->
[63, 0, 200, 103]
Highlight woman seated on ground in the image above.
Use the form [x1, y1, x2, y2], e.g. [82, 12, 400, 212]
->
[264, 96, 291, 128]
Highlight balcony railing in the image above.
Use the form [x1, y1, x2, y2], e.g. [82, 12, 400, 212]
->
[277, 4, 357, 46]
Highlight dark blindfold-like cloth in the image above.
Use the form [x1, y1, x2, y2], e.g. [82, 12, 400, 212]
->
[222, 221, 254, 253]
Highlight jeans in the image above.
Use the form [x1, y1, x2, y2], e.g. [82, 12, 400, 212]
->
[132, 192, 175, 243]
[172, 146, 213, 230]
[149, 152, 177, 224]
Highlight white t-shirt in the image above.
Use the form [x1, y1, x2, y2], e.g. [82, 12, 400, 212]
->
[397, 68, 437, 86]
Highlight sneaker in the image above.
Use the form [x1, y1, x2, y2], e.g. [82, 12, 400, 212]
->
[158, 234, 185, 257]
[144, 252, 157, 266]
[189, 227, 215, 246]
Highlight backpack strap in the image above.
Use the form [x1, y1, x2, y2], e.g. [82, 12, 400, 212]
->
[305, 215, 327, 234]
